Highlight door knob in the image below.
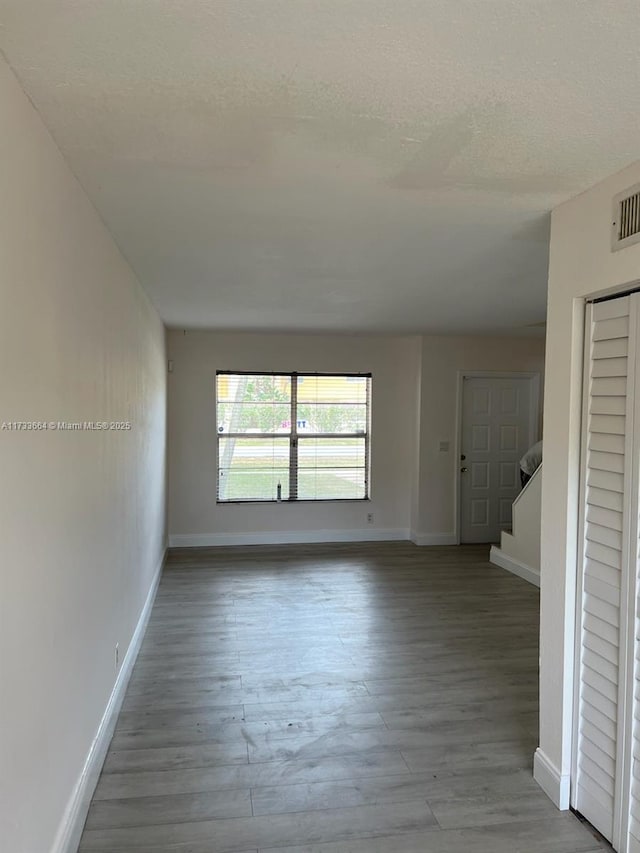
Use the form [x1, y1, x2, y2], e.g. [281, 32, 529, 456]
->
[460, 467, 468, 473]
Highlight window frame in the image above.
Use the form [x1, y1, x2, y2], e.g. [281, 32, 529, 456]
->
[216, 370, 372, 503]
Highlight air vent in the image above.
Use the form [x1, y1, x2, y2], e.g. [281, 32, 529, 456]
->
[612, 184, 640, 251]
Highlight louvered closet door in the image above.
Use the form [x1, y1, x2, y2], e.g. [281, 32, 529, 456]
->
[574, 295, 634, 846]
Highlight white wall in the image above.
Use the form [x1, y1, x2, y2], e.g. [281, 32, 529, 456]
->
[415, 336, 545, 543]
[538, 159, 640, 809]
[0, 60, 167, 853]
[168, 330, 420, 544]
[168, 331, 545, 546]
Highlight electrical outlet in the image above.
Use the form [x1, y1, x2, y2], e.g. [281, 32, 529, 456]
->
[115, 643, 119, 671]
[367, 512, 374, 524]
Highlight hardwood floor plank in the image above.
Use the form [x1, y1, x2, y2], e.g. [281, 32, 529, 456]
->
[246, 721, 533, 765]
[427, 790, 561, 830]
[103, 742, 249, 774]
[115, 706, 246, 732]
[123, 680, 371, 703]
[79, 799, 438, 851]
[257, 815, 609, 853]
[94, 752, 411, 801]
[400, 738, 536, 774]
[110, 711, 386, 754]
[241, 690, 537, 723]
[364, 671, 536, 695]
[380, 703, 538, 731]
[250, 765, 542, 817]
[85, 787, 252, 830]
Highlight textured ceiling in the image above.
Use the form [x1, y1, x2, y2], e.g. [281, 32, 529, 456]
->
[1, 1, 639, 333]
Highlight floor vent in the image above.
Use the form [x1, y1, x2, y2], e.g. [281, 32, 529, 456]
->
[612, 184, 640, 251]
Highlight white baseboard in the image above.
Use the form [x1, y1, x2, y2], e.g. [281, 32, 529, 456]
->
[169, 528, 410, 547]
[534, 747, 570, 810]
[489, 545, 540, 587]
[51, 548, 166, 853]
[410, 532, 457, 546]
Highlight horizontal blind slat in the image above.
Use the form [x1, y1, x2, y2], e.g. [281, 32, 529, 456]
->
[589, 414, 626, 436]
[589, 432, 626, 455]
[592, 315, 629, 341]
[582, 700, 617, 738]
[585, 541, 623, 571]
[585, 557, 622, 591]
[592, 357, 628, 378]
[593, 297, 630, 321]
[584, 593, 620, 629]
[582, 651, 618, 703]
[586, 505, 624, 532]
[592, 338, 628, 359]
[584, 612, 620, 647]
[591, 377, 628, 397]
[585, 522, 623, 552]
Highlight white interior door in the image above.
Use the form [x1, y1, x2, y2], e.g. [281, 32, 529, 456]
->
[573, 293, 640, 852]
[459, 375, 537, 544]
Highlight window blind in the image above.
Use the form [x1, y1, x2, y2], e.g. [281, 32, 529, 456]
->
[216, 372, 371, 502]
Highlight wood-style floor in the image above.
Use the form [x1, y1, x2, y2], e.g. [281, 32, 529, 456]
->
[79, 542, 611, 853]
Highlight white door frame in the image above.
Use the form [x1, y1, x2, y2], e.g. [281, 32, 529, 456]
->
[622, 323, 640, 853]
[454, 370, 541, 545]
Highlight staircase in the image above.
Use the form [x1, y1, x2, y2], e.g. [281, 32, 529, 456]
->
[489, 464, 541, 587]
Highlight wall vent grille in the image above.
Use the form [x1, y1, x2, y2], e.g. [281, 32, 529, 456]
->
[612, 184, 640, 251]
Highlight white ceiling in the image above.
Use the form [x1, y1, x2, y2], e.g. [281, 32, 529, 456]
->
[1, 1, 639, 334]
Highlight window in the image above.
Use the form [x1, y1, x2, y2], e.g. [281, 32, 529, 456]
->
[216, 372, 371, 502]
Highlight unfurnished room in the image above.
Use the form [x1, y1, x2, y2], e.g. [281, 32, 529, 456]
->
[2, 3, 640, 853]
